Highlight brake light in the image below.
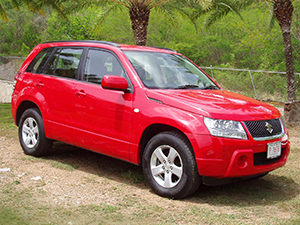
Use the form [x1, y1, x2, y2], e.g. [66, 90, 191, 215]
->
[13, 71, 22, 90]
[14, 71, 22, 80]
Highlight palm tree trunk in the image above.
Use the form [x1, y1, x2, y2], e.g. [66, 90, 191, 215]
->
[273, 0, 297, 102]
[129, 5, 150, 46]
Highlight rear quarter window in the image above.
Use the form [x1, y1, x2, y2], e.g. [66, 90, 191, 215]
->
[26, 47, 54, 73]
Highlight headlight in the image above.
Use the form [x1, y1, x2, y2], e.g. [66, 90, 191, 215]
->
[204, 117, 248, 140]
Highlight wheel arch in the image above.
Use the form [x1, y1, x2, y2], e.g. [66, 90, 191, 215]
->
[16, 101, 41, 126]
[138, 124, 194, 166]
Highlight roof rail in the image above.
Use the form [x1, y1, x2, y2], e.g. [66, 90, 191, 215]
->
[42, 40, 121, 48]
[150, 46, 177, 53]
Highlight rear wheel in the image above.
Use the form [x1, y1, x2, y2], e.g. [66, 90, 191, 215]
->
[19, 108, 52, 157]
[142, 131, 201, 199]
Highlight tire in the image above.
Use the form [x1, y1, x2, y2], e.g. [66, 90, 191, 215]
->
[142, 131, 201, 199]
[18, 108, 52, 157]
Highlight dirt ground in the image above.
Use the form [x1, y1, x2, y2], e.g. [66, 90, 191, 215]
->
[1, 127, 299, 205]
[1, 129, 204, 221]
[0, 133, 155, 206]
[1, 125, 300, 224]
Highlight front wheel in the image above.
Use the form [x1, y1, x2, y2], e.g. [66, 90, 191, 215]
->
[142, 131, 201, 199]
[19, 108, 52, 157]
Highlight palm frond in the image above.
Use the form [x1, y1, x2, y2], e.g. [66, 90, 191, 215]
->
[149, 0, 173, 9]
[0, 2, 8, 21]
[205, 7, 230, 27]
[234, 0, 257, 9]
[268, 7, 276, 30]
[10, 0, 20, 10]
[154, 4, 177, 25]
[63, 0, 98, 14]
[172, 1, 205, 32]
[31, 0, 66, 18]
[204, 0, 254, 27]
[93, 3, 121, 33]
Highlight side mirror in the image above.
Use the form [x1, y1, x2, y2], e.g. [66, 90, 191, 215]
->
[102, 75, 129, 92]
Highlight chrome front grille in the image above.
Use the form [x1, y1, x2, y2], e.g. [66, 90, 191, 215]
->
[243, 118, 284, 141]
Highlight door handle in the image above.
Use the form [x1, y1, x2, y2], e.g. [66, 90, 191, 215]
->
[36, 82, 44, 88]
[75, 90, 86, 98]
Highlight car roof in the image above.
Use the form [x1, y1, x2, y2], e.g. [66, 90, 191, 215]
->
[41, 40, 177, 54]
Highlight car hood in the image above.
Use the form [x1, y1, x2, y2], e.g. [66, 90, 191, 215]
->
[145, 89, 281, 121]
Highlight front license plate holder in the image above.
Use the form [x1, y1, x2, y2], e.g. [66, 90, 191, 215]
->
[267, 141, 282, 159]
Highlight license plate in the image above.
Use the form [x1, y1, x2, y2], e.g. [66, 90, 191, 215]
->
[267, 141, 282, 159]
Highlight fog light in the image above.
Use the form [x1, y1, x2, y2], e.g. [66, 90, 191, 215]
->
[237, 155, 248, 169]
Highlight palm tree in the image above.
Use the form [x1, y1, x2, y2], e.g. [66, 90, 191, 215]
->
[62, 0, 166, 46]
[63, 0, 211, 46]
[272, 0, 297, 102]
[193, 0, 297, 103]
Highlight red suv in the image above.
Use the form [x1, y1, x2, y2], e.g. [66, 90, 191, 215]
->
[11, 41, 290, 198]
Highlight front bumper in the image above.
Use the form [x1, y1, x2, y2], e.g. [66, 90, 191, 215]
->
[193, 133, 290, 178]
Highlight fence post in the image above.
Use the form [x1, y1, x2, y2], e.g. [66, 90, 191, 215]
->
[210, 65, 214, 79]
[249, 70, 258, 99]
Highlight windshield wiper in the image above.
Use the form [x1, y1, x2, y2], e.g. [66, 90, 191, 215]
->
[175, 84, 199, 89]
[201, 85, 219, 90]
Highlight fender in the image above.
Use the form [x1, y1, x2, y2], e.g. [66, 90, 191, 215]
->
[12, 86, 47, 124]
[129, 88, 210, 164]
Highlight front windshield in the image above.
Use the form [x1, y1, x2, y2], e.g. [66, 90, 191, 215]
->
[124, 50, 218, 90]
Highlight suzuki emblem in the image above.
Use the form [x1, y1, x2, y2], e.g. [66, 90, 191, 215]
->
[265, 122, 273, 133]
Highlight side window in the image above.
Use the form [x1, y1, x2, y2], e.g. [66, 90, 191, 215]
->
[26, 47, 54, 73]
[44, 48, 83, 79]
[84, 49, 125, 84]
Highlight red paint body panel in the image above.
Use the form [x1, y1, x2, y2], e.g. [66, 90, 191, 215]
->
[11, 41, 290, 180]
[145, 89, 281, 121]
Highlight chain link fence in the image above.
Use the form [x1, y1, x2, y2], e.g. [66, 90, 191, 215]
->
[0, 56, 299, 103]
[202, 66, 300, 103]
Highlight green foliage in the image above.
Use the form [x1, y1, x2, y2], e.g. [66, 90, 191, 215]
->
[43, 6, 134, 43]
[0, 2, 299, 100]
[44, 6, 99, 41]
[0, 8, 45, 56]
[0, 3, 299, 72]
[146, 5, 297, 74]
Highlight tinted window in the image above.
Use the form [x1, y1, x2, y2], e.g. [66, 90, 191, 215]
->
[44, 48, 83, 79]
[84, 49, 125, 84]
[26, 47, 54, 73]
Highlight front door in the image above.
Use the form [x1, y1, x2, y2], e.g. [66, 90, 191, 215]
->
[73, 48, 133, 161]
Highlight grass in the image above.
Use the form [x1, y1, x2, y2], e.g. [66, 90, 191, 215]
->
[1, 103, 300, 224]
[0, 103, 16, 137]
[0, 206, 31, 225]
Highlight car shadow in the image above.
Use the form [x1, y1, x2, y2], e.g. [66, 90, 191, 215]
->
[43, 142, 299, 204]
[43, 142, 148, 189]
[187, 173, 300, 206]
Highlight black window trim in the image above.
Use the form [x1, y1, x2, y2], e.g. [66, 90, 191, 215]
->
[40, 46, 85, 81]
[25, 47, 56, 74]
[80, 47, 134, 93]
[25, 45, 134, 93]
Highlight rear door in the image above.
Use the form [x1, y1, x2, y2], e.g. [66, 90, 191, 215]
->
[33, 47, 84, 144]
[73, 48, 133, 161]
